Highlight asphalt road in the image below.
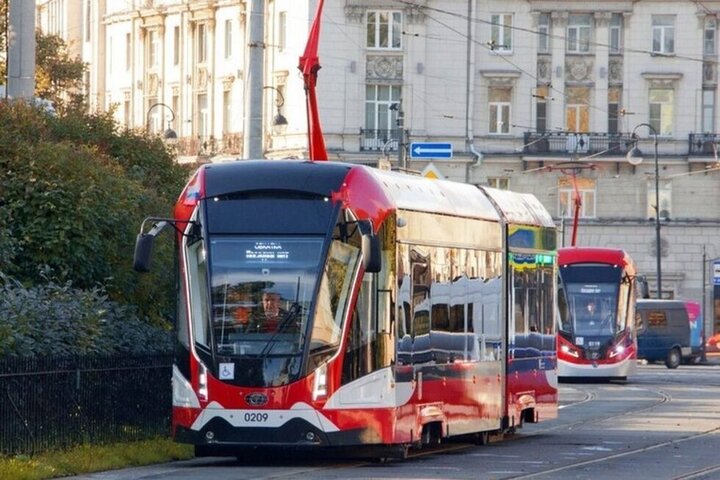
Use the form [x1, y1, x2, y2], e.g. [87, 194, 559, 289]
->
[67, 362, 720, 480]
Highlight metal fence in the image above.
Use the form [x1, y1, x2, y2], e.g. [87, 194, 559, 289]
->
[0, 354, 173, 455]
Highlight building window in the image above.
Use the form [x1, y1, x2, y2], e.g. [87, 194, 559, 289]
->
[487, 177, 509, 189]
[125, 33, 131, 71]
[172, 93, 180, 132]
[705, 18, 716, 55]
[124, 98, 131, 128]
[197, 93, 208, 138]
[538, 14, 550, 53]
[608, 87, 622, 134]
[490, 14, 513, 52]
[224, 19, 232, 58]
[703, 89, 715, 133]
[173, 26, 180, 66]
[365, 84, 401, 133]
[275, 83, 287, 120]
[652, 15, 675, 54]
[649, 88, 674, 135]
[535, 85, 548, 133]
[558, 177, 596, 218]
[610, 13, 623, 53]
[489, 87, 511, 134]
[146, 97, 159, 133]
[197, 23, 207, 64]
[278, 11, 287, 52]
[566, 87, 590, 132]
[366, 11, 402, 49]
[223, 90, 232, 133]
[147, 30, 159, 68]
[567, 14, 591, 53]
[648, 180, 671, 220]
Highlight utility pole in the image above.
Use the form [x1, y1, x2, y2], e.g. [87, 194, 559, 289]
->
[393, 101, 407, 170]
[7, 0, 36, 99]
[242, 0, 264, 159]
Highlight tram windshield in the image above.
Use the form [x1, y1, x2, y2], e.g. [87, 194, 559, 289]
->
[185, 231, 363, 387]
[558, 265, 625, 337]
[209, 237, 322, 358]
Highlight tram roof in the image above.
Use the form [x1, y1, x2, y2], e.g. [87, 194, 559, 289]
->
[367, 168, 501, 221]
[478, 186, 556, 228]
[197, 160, 554, 227]
[558, 247, 635, 269]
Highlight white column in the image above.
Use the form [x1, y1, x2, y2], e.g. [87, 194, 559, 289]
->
[7, 0, 36, 98]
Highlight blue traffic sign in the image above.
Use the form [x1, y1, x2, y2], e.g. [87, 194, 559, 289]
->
[410, 142, 453, 159]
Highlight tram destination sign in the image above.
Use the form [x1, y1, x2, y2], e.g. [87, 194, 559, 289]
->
[410, 142, 453, 159]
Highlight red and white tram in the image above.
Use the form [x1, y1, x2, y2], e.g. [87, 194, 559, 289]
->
[134, 160, 558, 458]
[557, 247, 638, 380]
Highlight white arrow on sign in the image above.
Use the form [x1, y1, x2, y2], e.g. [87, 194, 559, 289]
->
[413, 146, 451, 156]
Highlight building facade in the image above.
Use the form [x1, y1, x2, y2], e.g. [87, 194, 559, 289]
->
[35, 0, 720, 337]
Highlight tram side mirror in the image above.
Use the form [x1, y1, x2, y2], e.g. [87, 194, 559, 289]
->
[133, 234, 155, 273]
[357, 219, 382, 273]
[133, 220, 169, 273]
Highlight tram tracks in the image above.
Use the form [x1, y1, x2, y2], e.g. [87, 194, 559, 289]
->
[532, 383, 672, 433]
[505, 426, 720, 479]
[497, 382, 720, 479]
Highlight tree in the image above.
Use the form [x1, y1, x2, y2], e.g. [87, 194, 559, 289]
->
[0, 102, 191, 325]
[0, 0, 7, 87]
[0, 5, 86, 107]
[35, 31, 87, 108]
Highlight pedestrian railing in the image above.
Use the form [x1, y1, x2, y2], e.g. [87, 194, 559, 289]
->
[0, 354, 172, 455]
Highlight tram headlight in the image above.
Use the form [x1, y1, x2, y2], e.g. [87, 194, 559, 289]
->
[608, 344, 625, 359]
[560, 344, 580, 358]
[312, 364, 327, 401]
[198, 363, 209, 402]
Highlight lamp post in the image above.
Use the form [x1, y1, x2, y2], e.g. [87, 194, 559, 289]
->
[145, 102, 177, 141]
[626, 122, 661, 299]
[263, 85, 288, 131]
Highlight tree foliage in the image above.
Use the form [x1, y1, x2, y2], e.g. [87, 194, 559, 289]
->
[35, 31, 87, 108]
[0, 101, 191, 327]
[0, 8, 86, 109]
[0, 274, 173, 357]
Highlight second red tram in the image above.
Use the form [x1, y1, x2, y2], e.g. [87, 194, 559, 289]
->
[135, 160, 558, 458]
[557, 247, 638, 380]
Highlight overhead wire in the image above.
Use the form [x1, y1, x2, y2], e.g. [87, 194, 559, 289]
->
[393, 0, 720, 130]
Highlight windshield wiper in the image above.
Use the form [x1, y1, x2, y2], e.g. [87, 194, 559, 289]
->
[257, 302, 303, 359]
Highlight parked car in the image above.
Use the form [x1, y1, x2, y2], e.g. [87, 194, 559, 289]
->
[635, 299, 692, 369]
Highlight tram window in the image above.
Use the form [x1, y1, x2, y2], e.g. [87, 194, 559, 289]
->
[177, 279, 190, 348]
[449, 304, 464, 332]
[312, 240, 361, 366]
[432, 299, 450, 331]
[186, 239, 211, 349]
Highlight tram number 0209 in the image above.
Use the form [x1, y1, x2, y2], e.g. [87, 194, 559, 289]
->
[244, 412, 269, 423]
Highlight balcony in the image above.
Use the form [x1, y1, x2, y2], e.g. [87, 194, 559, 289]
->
[688, 133, 720, 157]
[522, 132, 635, 157]
[360, 128, 402, 152]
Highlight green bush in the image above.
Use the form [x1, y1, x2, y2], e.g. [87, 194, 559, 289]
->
[0, 102, 191, 325]
[0, 275, 172, 357]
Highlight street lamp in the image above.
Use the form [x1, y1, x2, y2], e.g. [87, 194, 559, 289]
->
[145, 102, 177, 141]
[626, 122, 662, 299]
[263, 86, 288, 130]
